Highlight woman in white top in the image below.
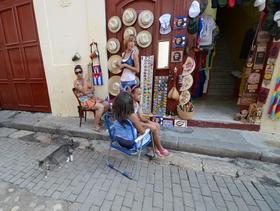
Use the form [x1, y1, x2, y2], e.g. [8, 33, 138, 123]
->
[117, 35, 140, 91]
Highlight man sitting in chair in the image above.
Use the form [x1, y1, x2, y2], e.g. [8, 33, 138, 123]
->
[73, 65, 109, 132]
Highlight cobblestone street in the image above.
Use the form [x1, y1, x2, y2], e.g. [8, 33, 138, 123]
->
[0, 127, 279, 211]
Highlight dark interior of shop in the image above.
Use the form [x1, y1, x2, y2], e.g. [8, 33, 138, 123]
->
[192, 5, 260, 123]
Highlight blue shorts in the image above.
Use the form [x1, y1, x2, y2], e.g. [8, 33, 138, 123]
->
[120, 80, 137, 91]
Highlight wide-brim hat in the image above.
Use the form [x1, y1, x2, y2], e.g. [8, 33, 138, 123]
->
[108, 55, 122, 74]
[136, 31, 152, 48]
[180, 75, 194, 91]
[108, 16, 122, 33]
[138, 10, 154, 29]
[179, 90, 191, 105]
[108, 76, 121, 96]
[182, 57, 196, 75]
[189, 1, 201, 18]
[122, 8, 137, 26]
[159, 13, 172, 35]
[106, 38, 120, 54]
[123, 27, 137, 40]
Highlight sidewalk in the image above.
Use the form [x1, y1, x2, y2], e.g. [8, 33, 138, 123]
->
[0, 110, 279, 164]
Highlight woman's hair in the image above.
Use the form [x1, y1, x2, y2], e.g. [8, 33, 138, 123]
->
[112, 91, 134, 123]
[131, 85, 140, 94]
[74, 65, 83, 72]
[123, 35, 136, 50]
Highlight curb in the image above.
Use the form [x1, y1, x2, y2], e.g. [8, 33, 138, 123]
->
[1, 121, 280, 165]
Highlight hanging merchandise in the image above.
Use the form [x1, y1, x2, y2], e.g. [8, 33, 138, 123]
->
[138, 10, 154, 29]
[188, 1, 201, 18]
[274, 11, 280, 27]
[136, 31, 152, 48]
[167, 67, 180, 100]
[228, 0, 236, 8]
[140, 56, 154, 114]
[122, 8, 137, 26]
[182, 56, 196, 75]
[159, 13, 172, 35]
[268, 73, 280, 120]
[198, 15, 217, 47]
[254, 0, 266, 12]
[90, 42, 103, 86]
[153, 76, 169, 115]
[217, 0, 227, 7]
[199, 0, 209, 15]
[173, 35, 186, 48]
[108, 76, 121, 96]
[180, 75, 194, 91]
[108, 55, 122, 74]
[123, 27, 137, 40]
[171, 51, 183, 63]
[253, 44, 267, 70]
[188, 17, 199, 34]
[174, 16, 187, 29]
[106, 38, 120, 54]
[108, 16, 122, 33]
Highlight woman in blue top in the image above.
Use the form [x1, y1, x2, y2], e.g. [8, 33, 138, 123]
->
[117, 35, 140, 91]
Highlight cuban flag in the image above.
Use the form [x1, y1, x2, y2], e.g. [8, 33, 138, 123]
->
[92, 64, 104, 86]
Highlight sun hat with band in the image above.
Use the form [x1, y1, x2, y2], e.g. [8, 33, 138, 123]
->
[136, 30, 152, 48]
[108, 55, 122, 74]
[108, 76, 121, 96]
[122, 8, 137, 26]
[138, 10, 154, 29]
[106, 38, 120, 54]
[189, 1, 200, 18]
[123, 27, 137, 40]
[108, 16, 122, 33]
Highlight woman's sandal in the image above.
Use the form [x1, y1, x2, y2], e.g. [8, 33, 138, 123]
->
[92, 125, 101, 133]
[159, 148, 170, 156]
[154, 149, 163, 157]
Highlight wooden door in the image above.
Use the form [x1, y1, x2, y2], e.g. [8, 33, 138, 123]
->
[0, 0, 51, 112]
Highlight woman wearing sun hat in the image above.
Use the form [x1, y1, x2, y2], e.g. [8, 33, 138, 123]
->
[117, 35, 140, 91]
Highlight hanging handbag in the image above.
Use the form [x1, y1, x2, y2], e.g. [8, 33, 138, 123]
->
[90, 41, 104, 86]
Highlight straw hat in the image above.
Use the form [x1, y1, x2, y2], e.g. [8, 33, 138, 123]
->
[108, 55, 122, 74]
[108, 16, 122, 33]
[136, 31, 152, 48]
[123, 27, 137, 40]
[106, 38, 120, 54]
[138, 10, 154, 29]
[108, 76, 121, 96]
[180, 75, 194, 91]
[179, 90, 191, 105]
[122, 8, 137, 26]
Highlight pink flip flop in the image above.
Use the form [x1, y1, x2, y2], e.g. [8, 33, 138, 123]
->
[159, 148, 170, 156]
[154, 149, 163, 157]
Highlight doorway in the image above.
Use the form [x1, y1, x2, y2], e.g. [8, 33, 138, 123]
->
[192, 5, 260, 123]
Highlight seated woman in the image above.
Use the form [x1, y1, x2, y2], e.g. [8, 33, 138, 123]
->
[73, 65, 109, 131]
[112, 91, 169, 157]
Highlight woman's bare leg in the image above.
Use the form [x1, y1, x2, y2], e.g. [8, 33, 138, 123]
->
[93, 102, 104, 130]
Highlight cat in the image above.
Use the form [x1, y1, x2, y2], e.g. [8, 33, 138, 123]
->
[38, 139, 79, 178]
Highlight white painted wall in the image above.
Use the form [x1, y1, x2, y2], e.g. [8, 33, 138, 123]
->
[260, 51, 280, 134]
[33, 0, 108, 117]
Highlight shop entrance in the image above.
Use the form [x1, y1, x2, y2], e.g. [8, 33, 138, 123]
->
[191, 6, 260, 125]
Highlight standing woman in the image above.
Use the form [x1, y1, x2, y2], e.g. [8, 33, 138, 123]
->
[117, 35, 140, 91]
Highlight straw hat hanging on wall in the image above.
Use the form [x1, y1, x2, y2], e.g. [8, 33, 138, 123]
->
[136, 31, 152, 48]
[108, 55, 122, 74]
[106, 38, 120, 54]
[138, 10, 154, 29]
[122, 8, 137, 26]
[108, 16, 122, 33]
[108, 76, 121, 96]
